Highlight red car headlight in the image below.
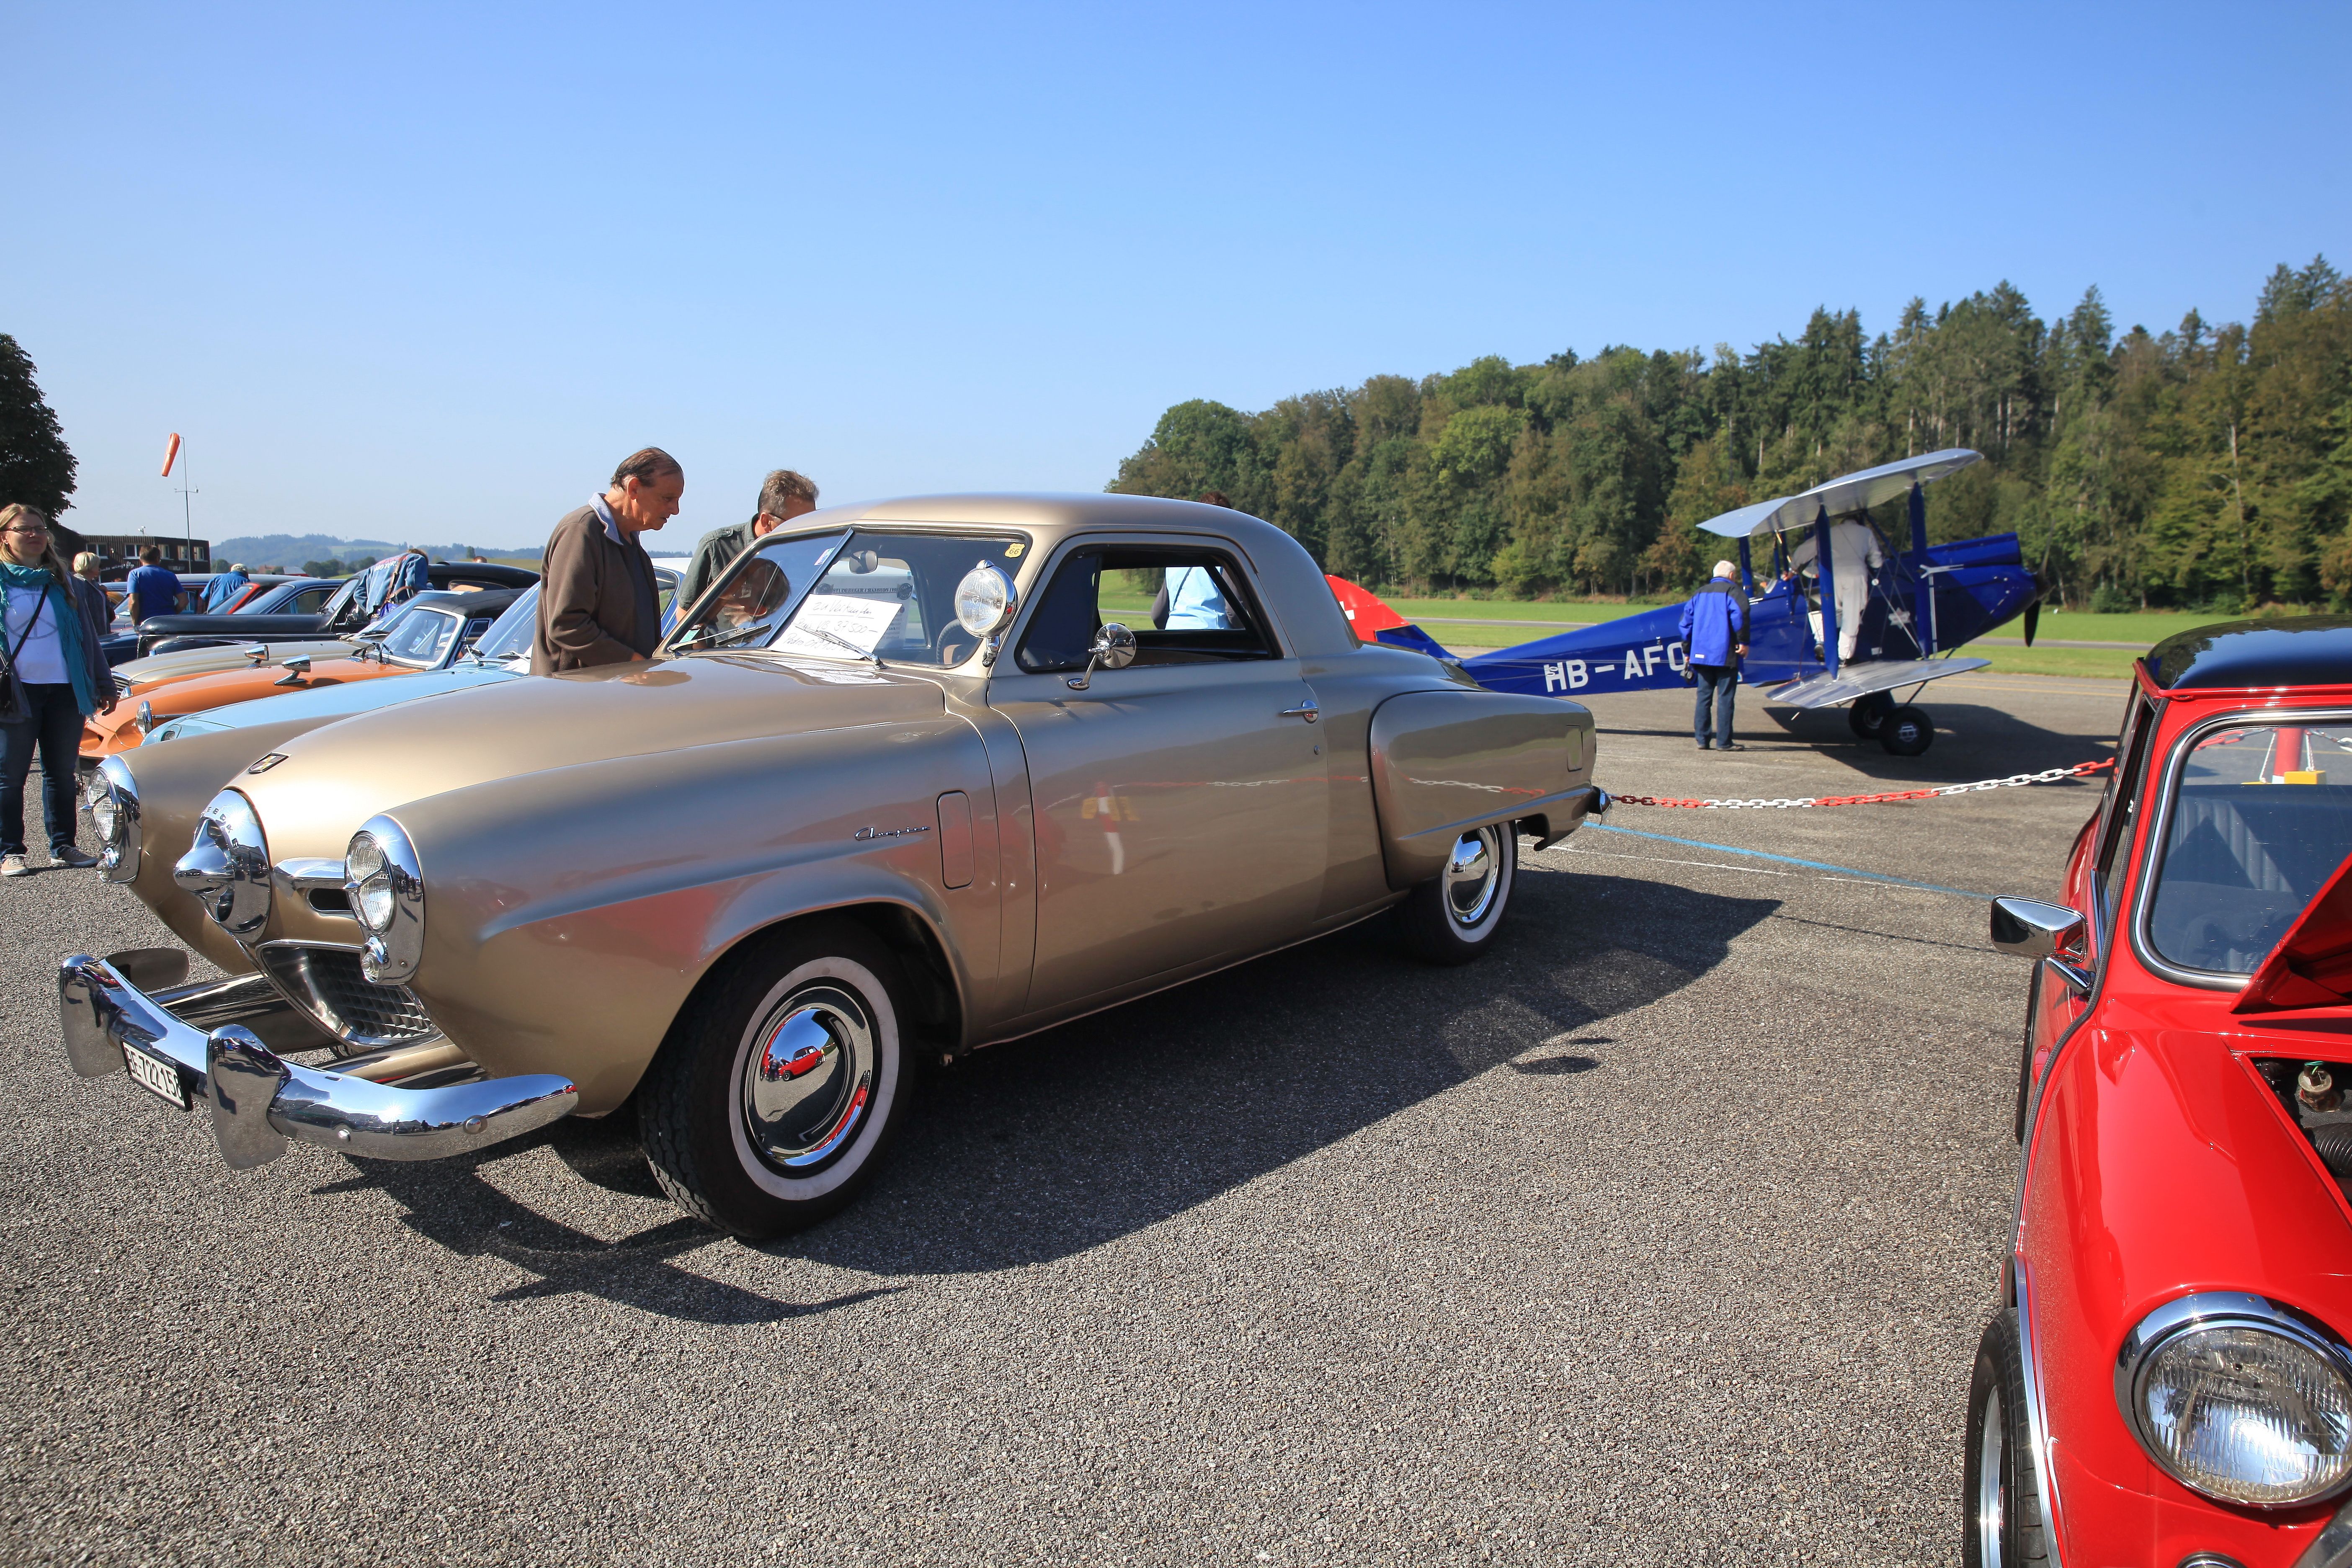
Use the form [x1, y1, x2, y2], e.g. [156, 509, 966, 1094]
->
[2119, 1293, 2352, 1507]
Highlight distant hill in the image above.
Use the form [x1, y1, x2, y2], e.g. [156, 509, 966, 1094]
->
[207, 533, 544, 569]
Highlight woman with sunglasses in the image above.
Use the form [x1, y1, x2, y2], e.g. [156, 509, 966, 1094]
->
[0, 504, 116, 876]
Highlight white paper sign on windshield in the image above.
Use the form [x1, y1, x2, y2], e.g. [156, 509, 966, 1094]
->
[776, 593, 905, 658]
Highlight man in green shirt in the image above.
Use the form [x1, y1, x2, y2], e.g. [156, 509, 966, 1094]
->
[677, 469, 818, 614]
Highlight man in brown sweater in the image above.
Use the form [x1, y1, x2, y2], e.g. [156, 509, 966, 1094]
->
[532, 447, 683, 674]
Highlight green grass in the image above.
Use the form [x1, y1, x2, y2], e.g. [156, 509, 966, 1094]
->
[1975, 645, 2140, 679]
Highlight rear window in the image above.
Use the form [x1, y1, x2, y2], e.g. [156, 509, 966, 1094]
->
[2144, 721, 2352, 974]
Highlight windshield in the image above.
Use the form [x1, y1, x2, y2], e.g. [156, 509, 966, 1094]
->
[375, 606, 465, 669]
[772, 530, 1026, 666]
[2145, 720, 2352, 974]
[319, 575, 362, 622]
[470, 585, 538, 664]
[668, 530, 851, 655]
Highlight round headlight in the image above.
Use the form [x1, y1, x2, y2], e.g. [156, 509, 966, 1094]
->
[953, 562, 1017, 639]
[90, 756, 140, 884]
[343, 816, 424, 984]
[2121, 1294, 2352, 1506]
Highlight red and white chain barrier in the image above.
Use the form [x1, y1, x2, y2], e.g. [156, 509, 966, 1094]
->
[1612, 757, 2114, 810]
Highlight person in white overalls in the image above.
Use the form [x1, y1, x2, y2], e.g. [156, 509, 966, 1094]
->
[1785, 517, 1883, 664]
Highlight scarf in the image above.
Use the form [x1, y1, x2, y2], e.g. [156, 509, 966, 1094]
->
[0, 562, 98, 717]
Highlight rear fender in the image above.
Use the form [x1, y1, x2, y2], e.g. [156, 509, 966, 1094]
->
[1367, 689, 1593, 888]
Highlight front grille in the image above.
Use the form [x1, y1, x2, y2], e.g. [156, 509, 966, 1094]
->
[258, 944, 440, 1049]
[113, 673, 134, 697]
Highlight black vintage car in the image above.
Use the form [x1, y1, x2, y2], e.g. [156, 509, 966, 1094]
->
[124, 561, 536, 663]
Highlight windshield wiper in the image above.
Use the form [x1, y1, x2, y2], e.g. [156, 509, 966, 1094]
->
[694, 620, 774, 651]
[792, 624, 879, 663]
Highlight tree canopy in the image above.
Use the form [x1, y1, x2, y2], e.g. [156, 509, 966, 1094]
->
[0, 335, 77, 520]
[1110, 258, 2352, 611]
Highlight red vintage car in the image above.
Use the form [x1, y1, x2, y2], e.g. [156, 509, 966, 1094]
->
[1970, 615, 2352, 1566]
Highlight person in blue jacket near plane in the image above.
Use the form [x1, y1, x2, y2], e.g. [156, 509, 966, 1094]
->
[1679, 560, 1750, 751]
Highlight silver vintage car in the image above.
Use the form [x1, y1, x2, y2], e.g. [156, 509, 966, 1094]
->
[64, 495, 1604, 1236]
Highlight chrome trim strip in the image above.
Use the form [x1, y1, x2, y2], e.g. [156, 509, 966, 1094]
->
[2013, 1260, 2069, 1567]
[2127, 704, 2352, 991]
[2295, 1492, 2352, 1568]
[57, 954, 575, 1164]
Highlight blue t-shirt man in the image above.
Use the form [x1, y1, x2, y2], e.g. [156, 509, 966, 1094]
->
[126, 560, 183, 622]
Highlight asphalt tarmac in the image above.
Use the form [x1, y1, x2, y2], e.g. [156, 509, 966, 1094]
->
[0, 670, 2130, 1567]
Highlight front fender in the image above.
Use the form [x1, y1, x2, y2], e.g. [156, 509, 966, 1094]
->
[2021, 996, 2352, 1559]
[387, 719, 998, 1112]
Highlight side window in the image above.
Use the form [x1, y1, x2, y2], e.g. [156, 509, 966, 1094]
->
[296, 588, 333, 614]
[2094, 695, 2159, 936]
[1015, 546, 1276, 673]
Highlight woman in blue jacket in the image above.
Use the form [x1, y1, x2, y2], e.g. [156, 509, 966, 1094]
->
[0, 505, 119, 876]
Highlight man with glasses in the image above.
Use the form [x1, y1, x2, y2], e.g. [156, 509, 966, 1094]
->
[678, 469, 818, 614]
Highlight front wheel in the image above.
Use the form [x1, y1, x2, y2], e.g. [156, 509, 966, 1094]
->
[1963, 1311, 2048, 1568]
[638, 918, 913, 1238]
[1397, 822, 1516, 965]
[1882, 704, 1934, 756]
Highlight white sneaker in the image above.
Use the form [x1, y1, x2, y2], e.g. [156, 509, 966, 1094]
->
[51, 846, 98, 868]
[0, 854, 30, 877]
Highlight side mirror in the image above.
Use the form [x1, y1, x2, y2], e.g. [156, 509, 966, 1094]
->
[1988, 896, 2085, 960]
[1065, 623, 1137, 691]
[243, 643, 269, 667]
[273, 655, 312, 688]
[1990, 895, 2094, 995]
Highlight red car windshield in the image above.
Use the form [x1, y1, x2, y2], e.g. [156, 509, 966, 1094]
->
[2146, 721, 2352, 974]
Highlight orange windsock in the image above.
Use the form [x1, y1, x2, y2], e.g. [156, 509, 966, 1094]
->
[160, 433, 182, 477]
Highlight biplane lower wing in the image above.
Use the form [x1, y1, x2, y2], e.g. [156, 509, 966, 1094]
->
[1761, 658, 1990, 709]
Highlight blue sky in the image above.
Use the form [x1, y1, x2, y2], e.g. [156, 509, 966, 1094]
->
[9, 1, 2347, 550]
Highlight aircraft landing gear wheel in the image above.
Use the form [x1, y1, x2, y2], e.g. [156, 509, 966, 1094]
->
[1848, 691, 1895, 738]
[1880, 705, 1934, 757]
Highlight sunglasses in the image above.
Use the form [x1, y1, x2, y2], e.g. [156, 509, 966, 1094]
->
[4, 526, 51, 537]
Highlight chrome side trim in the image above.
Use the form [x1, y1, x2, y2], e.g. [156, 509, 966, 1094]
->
[57, 954, 576, 1164]
[2295, 1492, 2352, 1568]
[2012, 1260, 2069, 1568]
[2127, 704, 2352, 992]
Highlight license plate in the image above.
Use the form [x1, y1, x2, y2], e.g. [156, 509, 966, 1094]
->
[122, 1042, 189, 1110]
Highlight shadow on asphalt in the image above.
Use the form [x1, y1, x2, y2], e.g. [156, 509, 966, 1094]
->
[306, 868, 1774, 1310]
[1601, 697, 2115, 783]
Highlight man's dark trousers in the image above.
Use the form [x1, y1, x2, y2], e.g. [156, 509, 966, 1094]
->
[1692, 664, 1737, 748]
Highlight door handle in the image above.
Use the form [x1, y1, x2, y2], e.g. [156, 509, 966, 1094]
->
[1279, 700, 1320, 723]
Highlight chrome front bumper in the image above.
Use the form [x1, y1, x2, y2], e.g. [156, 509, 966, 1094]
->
[59, 952, 578, 1168]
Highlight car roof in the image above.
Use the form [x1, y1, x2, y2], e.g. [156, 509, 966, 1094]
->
[424, 562, 537, 588]
[2144, 615, 2352, 691]
[404, 587, 524, 614]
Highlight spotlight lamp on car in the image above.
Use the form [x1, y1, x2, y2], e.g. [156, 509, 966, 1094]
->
[343, 815, 425, 985]
[953, 561, 1019, 665]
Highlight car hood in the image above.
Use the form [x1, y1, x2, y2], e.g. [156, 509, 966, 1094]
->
[150, 662, 526, 739]
[124, 656, 401, 720]
[240, 652, 951, 859]
[117, 637, 365, 691]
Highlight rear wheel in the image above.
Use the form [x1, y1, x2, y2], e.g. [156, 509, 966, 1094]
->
[1397, 823, 1516, 965]
[638, 919, 913, 1238]
[1963, 1311, 2048, 1568]
[1881, 704, 1934, 756]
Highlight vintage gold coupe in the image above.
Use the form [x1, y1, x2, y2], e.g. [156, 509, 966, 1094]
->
[61, 495, 1604, 1236]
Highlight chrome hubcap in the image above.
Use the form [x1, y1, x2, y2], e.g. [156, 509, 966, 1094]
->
[740, 985, 875, 1171]
[1976, 1384, 2006, 1567]
[1442, 825, 1503, 928]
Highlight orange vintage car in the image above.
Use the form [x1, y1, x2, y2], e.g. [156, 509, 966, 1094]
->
[82, 588, 529, 759]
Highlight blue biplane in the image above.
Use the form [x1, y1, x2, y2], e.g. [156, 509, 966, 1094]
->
[1353, 449, 2043, 757]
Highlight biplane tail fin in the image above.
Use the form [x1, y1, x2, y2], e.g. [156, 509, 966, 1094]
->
[1325, 577, 1460, 659]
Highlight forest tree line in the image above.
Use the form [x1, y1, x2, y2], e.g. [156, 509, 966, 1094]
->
[1109, 258, 2352, 611]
